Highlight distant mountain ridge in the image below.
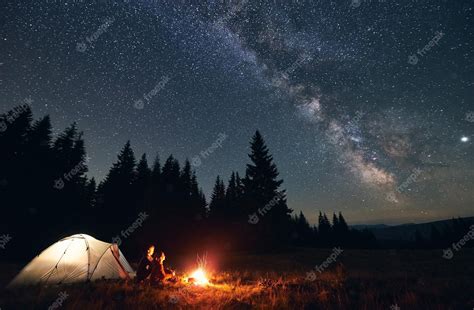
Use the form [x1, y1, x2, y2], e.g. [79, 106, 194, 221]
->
[351, 216, 474, 241]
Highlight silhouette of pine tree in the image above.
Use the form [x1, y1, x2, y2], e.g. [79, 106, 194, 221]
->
[0, 106, 34, 257]
[225, 172, 244, 221]
[209, 176, 227, 220]
[318, 212, 332, 246]
[294, 211, 313, 246]
[53, 123, 80, 171]
[338, 212, 349, 233]
[226, 172, 238, 205]
[243, 131, 292, 248]
[198, 188, 207, 217]
[151, 154, 161, 186]
[178, 159, 205, 224]
[137, 154, 151, 183]
[332, 213, 339, 228]
[161, 155, 180, 199]
[312, 224, 319, 246]
[98, 141, 137, 236]
[180, 160, 193, 200]
[336, 212, 349, 245]
[25, 116, 54, 224]
[191, 171, 207, 220]
[50, 124, 88, 238]
[135, 153, 151, 212]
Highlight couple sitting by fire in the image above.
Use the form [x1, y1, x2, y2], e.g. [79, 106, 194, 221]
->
[136, 245, 176, 285]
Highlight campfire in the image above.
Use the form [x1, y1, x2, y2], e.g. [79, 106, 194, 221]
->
[187, 268, 209, 286]
[183, 253, 210, 286]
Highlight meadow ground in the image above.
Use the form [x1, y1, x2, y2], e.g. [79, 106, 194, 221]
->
[0, 248, 473, 309]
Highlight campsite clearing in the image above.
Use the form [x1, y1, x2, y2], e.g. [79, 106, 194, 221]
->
[1, 248, 473, 309]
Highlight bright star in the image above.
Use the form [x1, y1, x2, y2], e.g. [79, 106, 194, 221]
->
[461, 136, 469, 142]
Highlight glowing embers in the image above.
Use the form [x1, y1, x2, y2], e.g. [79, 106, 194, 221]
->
[187, 267, 209, 286]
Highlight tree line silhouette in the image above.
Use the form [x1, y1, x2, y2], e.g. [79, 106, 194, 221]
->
[1, 105, 381, 261]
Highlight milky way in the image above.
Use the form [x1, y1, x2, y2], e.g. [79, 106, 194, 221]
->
[0, 0, 472, 224]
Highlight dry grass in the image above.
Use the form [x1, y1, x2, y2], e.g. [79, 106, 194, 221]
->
[1, 248, 473, 309]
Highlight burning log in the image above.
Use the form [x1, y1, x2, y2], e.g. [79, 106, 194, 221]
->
[183, 253, 211, 286]
[186, 268, 209, 286]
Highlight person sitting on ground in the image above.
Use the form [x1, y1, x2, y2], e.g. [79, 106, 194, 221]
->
[150, 251, 176, 285]
[135, 245, 156, 283]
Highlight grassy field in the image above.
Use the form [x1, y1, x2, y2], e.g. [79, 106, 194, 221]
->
[1, 248, 473, 309]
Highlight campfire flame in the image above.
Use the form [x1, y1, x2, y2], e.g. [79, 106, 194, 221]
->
[183, 253, 210, 286]
[189, 268, 209, 286]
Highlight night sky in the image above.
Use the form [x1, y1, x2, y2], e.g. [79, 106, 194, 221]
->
[1, 0, 473, 225]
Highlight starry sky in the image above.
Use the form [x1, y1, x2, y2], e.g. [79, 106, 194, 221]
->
[1, 0, 473, 225]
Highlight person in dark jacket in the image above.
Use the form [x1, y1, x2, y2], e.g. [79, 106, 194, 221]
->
[135, 245, 156, 283]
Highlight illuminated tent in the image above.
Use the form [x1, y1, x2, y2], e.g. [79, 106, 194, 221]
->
[8, 234, 134, 287]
